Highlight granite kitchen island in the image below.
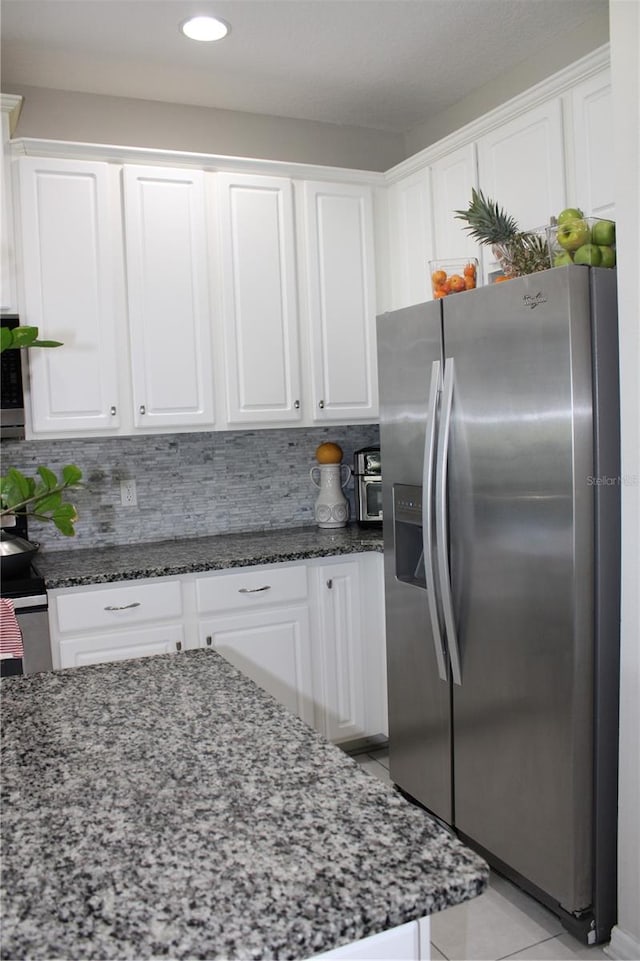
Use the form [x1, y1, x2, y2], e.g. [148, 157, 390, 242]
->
[1, 649, 488, 960]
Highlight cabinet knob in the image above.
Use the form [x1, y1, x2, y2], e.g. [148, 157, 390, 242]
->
[104, 602, 141, 611]
[205, 636, 212, 647]
[294, 399, 300, 410]
[140, 405, 146, 415]
[318, 400, 325, 410]
[176, 640, 182, 652]
[326, 578, 333, 589]
[239, 585, 271, 594]
[110, 406, 117, 416]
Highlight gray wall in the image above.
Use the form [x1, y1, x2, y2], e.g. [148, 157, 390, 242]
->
[2, 84, 405, 171]
[3, 425, 380, 554]
[404, 9, 609, 156]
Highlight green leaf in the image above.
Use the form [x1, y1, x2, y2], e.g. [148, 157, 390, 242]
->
[62, 465, 83, 486]
[33, 491, 63, 514]
[7, 326, 39, 349]
[0, 328, 12, 352]
[36, 466, 58, 490]
[52, 515, 76, 536]
[5, 468, 32, 501]
[52, 503, 78, 536]
[31, 339, 63, 349]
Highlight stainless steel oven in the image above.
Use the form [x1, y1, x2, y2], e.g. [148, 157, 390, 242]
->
[1, 316, 26, 441]
[353, 447, 382, 525]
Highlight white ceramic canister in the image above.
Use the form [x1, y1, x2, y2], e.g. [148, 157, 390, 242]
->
[310, 464, 351, 529]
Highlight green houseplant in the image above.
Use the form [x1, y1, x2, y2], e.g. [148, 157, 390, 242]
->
[1, 325, 83, 536]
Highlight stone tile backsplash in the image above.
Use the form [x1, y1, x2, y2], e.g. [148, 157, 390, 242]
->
[2, 425, 380, 552]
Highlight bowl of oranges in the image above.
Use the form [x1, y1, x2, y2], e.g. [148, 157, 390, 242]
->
[430, 258, 479, 299]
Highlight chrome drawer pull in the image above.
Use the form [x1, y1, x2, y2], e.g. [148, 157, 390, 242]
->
[238, 585, 271, 594]
[104, 602, 141, 611]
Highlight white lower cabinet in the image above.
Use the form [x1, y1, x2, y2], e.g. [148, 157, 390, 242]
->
[48, 553, 387, 744]
[309, 557, 367, 744]
[310, 916, 430, 960]
[199, 607, 314, 724]
[48, 577, 185, 670]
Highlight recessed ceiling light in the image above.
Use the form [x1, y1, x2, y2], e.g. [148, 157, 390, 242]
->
[181, 15, 230, 42]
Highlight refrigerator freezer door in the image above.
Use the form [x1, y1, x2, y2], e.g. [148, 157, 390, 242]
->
[444, 266, 596, 912]
[377, 302, 452, 823]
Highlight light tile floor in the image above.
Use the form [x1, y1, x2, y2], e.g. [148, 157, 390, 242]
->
[352, 749, 610, 961]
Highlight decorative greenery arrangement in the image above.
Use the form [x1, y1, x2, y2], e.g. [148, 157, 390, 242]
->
[0, 325, 62, 352]
[0, 324, 82, 536]
[454, 188, 550, 277]
[1, 465, 83, 535]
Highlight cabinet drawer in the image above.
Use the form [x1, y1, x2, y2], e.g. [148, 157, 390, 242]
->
[196, 565, 307, 614]
[55, 580, 183, 634]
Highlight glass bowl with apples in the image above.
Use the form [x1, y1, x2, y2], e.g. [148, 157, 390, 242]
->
[546, 209, 616, 269]
[429, 258, 479, 299]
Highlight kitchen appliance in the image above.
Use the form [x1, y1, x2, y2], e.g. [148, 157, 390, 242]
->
[0, 315, 26, 441]
[353, 447, 382, 525]
[0, 515, 52, 677]
[376, 265, 620, 945]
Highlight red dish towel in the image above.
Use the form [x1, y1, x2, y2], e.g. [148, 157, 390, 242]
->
[0, 598, 24, 659]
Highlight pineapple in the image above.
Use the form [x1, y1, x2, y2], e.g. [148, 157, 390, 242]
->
[454, 188, 549, 277]
[454, 188, 518, 244]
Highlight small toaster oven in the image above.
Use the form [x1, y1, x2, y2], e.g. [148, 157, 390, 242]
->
[353, 447, 382, 525]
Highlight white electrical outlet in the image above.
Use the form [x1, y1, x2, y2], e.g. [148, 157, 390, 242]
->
[120, 479, 137, 507]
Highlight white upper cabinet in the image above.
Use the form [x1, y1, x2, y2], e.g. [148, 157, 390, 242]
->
[216, 172, 302, 424]
[122, 164, 214, 429]
[301, 181, 378, 422]
[477, 99, 566, 231]
[387, 168, 434, 309]
[18, 157, 121, 433]
[431, 143, 480, 262]
[569, 70, 614, 219]
[1, 97, 21, 314]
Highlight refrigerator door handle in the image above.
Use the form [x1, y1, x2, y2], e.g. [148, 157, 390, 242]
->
[436, 357, 463, 685]
[423, 359, 448, 682]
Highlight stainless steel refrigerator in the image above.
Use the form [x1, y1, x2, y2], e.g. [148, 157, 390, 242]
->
[376, 265, 620, 945]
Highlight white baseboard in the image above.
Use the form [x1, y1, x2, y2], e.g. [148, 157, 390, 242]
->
[605, 925, 640, 960]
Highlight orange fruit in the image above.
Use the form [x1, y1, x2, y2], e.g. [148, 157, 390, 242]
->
[316, 442, 343, 464]
[448, 274, 466, 293]
[431, 269, 447, 287]
[433, 288, 447, 299]
[464, 276, 476, 290]
[493, 275, 509, 284]
[463, 262, 477, 278]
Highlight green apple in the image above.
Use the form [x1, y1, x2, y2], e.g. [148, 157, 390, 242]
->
[598, 245, 616, 268]
[554, 251, 574, 267]
[574, 243, 602, 266]
[557, 219, 591, 251]
[557, 207, 584, 224]
[591, 219, 616, 246]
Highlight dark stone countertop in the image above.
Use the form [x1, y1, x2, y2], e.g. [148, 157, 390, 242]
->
[1, 649, 488, 961]
[35, 525, 384, 590]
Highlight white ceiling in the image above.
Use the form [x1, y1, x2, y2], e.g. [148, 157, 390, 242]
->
[1, 0, 608, 134]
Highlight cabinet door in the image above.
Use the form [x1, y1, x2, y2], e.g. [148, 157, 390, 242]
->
[1, 105, 17, 313]
[18, 157, 121, 433]
[200, 606, 314, 725]
[302, 182, 378, 422]
[570, 70, 615, 219]
[431, 143, 480, 263]
[122, 165, 214, 429]
[57, 624, 185, 669]
[217, 173, 302, 424]
[387, 168, 434, 309]
[313, 559, 367, 744]
[477, 100, 565, 277]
